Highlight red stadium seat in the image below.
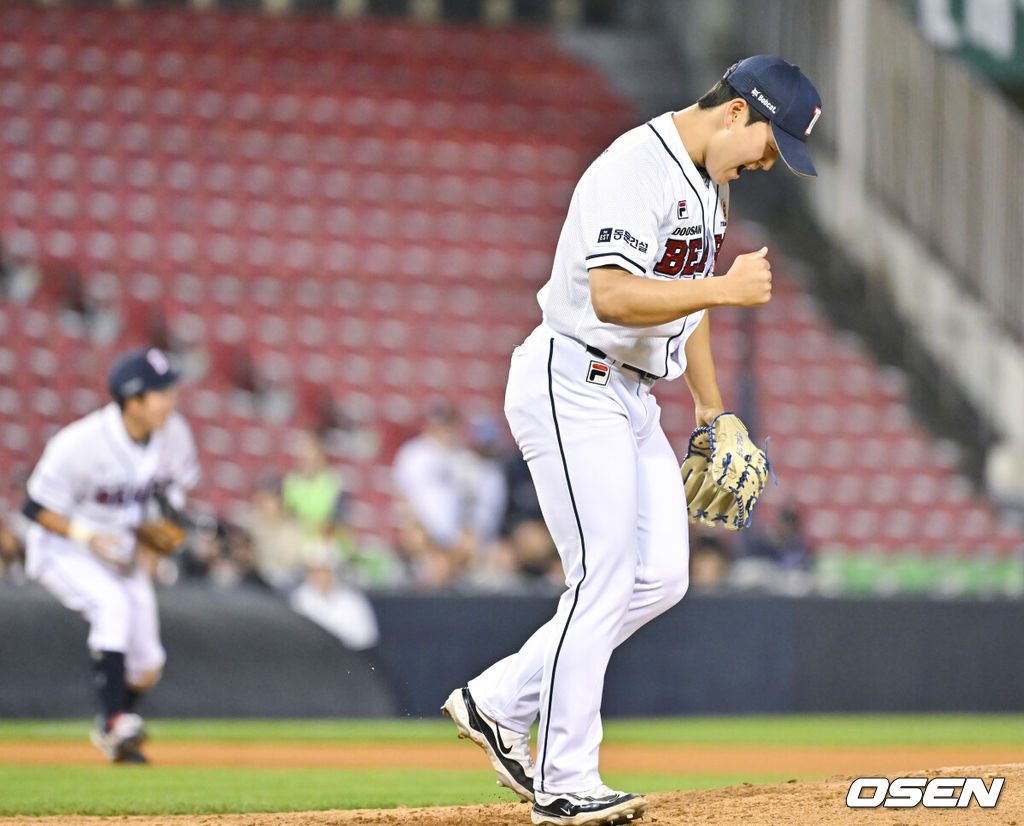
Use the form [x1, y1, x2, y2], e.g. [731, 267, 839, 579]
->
[0, 5, 1019, 563]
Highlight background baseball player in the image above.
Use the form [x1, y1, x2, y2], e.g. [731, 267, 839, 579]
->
[21, 347, 199, 763]
[444, 56, 822, 825]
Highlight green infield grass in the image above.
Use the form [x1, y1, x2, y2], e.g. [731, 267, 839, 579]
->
[5, 714, 1024, 746]
[0, 766, 782, 816]
[1, 714, 1022, 816]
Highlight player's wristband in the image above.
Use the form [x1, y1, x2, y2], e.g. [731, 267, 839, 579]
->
[67, 520, 96, 546]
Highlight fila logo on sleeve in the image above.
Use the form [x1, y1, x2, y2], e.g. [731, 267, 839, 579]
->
[586, 361, 610, 385]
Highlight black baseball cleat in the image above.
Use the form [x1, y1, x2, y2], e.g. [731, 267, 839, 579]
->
[90, 713, 149, 765]
[116, 745, 149, 764]
[442, 687, 535, 802]
[531, 785, 647, 825]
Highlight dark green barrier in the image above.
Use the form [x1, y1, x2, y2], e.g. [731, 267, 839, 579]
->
[1, 583, 1022, 717]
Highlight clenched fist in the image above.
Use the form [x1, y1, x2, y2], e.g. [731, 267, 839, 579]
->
[721, 246, 772, 307]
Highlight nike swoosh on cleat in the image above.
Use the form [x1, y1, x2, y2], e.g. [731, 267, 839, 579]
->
[493, 726, 514, 756]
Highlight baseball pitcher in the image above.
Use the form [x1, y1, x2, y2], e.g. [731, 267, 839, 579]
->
[443, 56, 822, 825]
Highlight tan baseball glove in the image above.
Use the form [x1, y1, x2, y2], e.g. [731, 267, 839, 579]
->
[680, 413, 772, 530]
[134, 519, 187, 556]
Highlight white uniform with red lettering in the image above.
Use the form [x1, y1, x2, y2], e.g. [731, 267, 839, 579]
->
[25, 403, 200, 683]
[467, 112, 728, 794]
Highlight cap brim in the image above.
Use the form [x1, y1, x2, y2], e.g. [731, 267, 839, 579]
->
[771, 123, 817, 178]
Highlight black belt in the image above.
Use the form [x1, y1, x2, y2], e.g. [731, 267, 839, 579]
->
[584, 345, 658, 382]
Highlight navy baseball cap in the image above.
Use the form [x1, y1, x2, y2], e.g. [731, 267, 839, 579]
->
[108, 347, 180, 402]
[724, 55, 822, 178]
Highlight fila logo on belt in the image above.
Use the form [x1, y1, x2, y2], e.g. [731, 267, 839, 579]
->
[586, 361, 610, 385]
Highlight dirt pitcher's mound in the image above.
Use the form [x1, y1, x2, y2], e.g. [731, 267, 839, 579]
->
[3, 764, 1021, 826]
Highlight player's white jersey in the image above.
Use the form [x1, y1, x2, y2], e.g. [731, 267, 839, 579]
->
[25, 403, 200, 575]
[538, 111, 729, 380]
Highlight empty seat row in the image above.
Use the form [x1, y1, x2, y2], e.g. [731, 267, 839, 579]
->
[0, 5, 1020, 559]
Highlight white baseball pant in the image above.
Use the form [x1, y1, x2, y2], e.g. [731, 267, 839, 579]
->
[32, 542, 166, 686]
[468, 323, 690, 794]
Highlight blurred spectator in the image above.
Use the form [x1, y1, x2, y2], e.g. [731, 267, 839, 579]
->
[506, 520, 562, 592]
[0, 472, 31, 584]
[288, 544, 379, 651]
[689, 531, 730, 590]
[503, 453, 543, 533]
[226, 346, 262, 396]
[160, 311, 209, 383]
[52, 263, 118, 343]
[390, 408, 551, 591]
[465, 417, 507, 542]
[280, 429, 399, 587]
[459, 416, 563, 592]
[217, 344, 293, 424]
[222, 523, 270, 589]
[391, 401, 476, 588]
[728, 506, 814, 596]
[319, 395, 380, 464]
[283, 432, 349, 534]
[178, 517, 269, 589]
[58, 264, 89, 317]
[296, 381, 349, 442]
[0, 241, 11, 298]
[283, 430, 356, 557]
[245, 475, 308, 593]
[144, 311, 176, 357]
[740, 506, 812, 571]
[91, 277, 122, 345]
[500, 453, 561, 590]
[986, 441, 1024, 513]
[0, 511, 26, 584]
[0, 240, 39, 303]
[176, 515, 221, 581]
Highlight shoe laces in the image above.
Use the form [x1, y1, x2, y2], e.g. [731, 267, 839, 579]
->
[577, 784, 619, 800]
[537, 784, 623, 806]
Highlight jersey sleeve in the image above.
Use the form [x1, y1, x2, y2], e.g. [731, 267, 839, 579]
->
[577, 151, 664, 277]
[25, 428, 86, 517]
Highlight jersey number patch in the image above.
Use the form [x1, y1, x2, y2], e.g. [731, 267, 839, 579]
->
[653, 234, 724, 277]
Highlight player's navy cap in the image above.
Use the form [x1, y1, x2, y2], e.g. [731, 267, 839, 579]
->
[724, 55, 822, 178]
[108, 347, 180, 402]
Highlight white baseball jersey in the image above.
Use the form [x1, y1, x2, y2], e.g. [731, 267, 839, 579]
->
[25, 403, 200, 577]
[539, 111, 729, 379]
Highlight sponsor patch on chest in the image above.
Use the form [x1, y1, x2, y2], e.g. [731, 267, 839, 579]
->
[586, 360, 610, 385]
